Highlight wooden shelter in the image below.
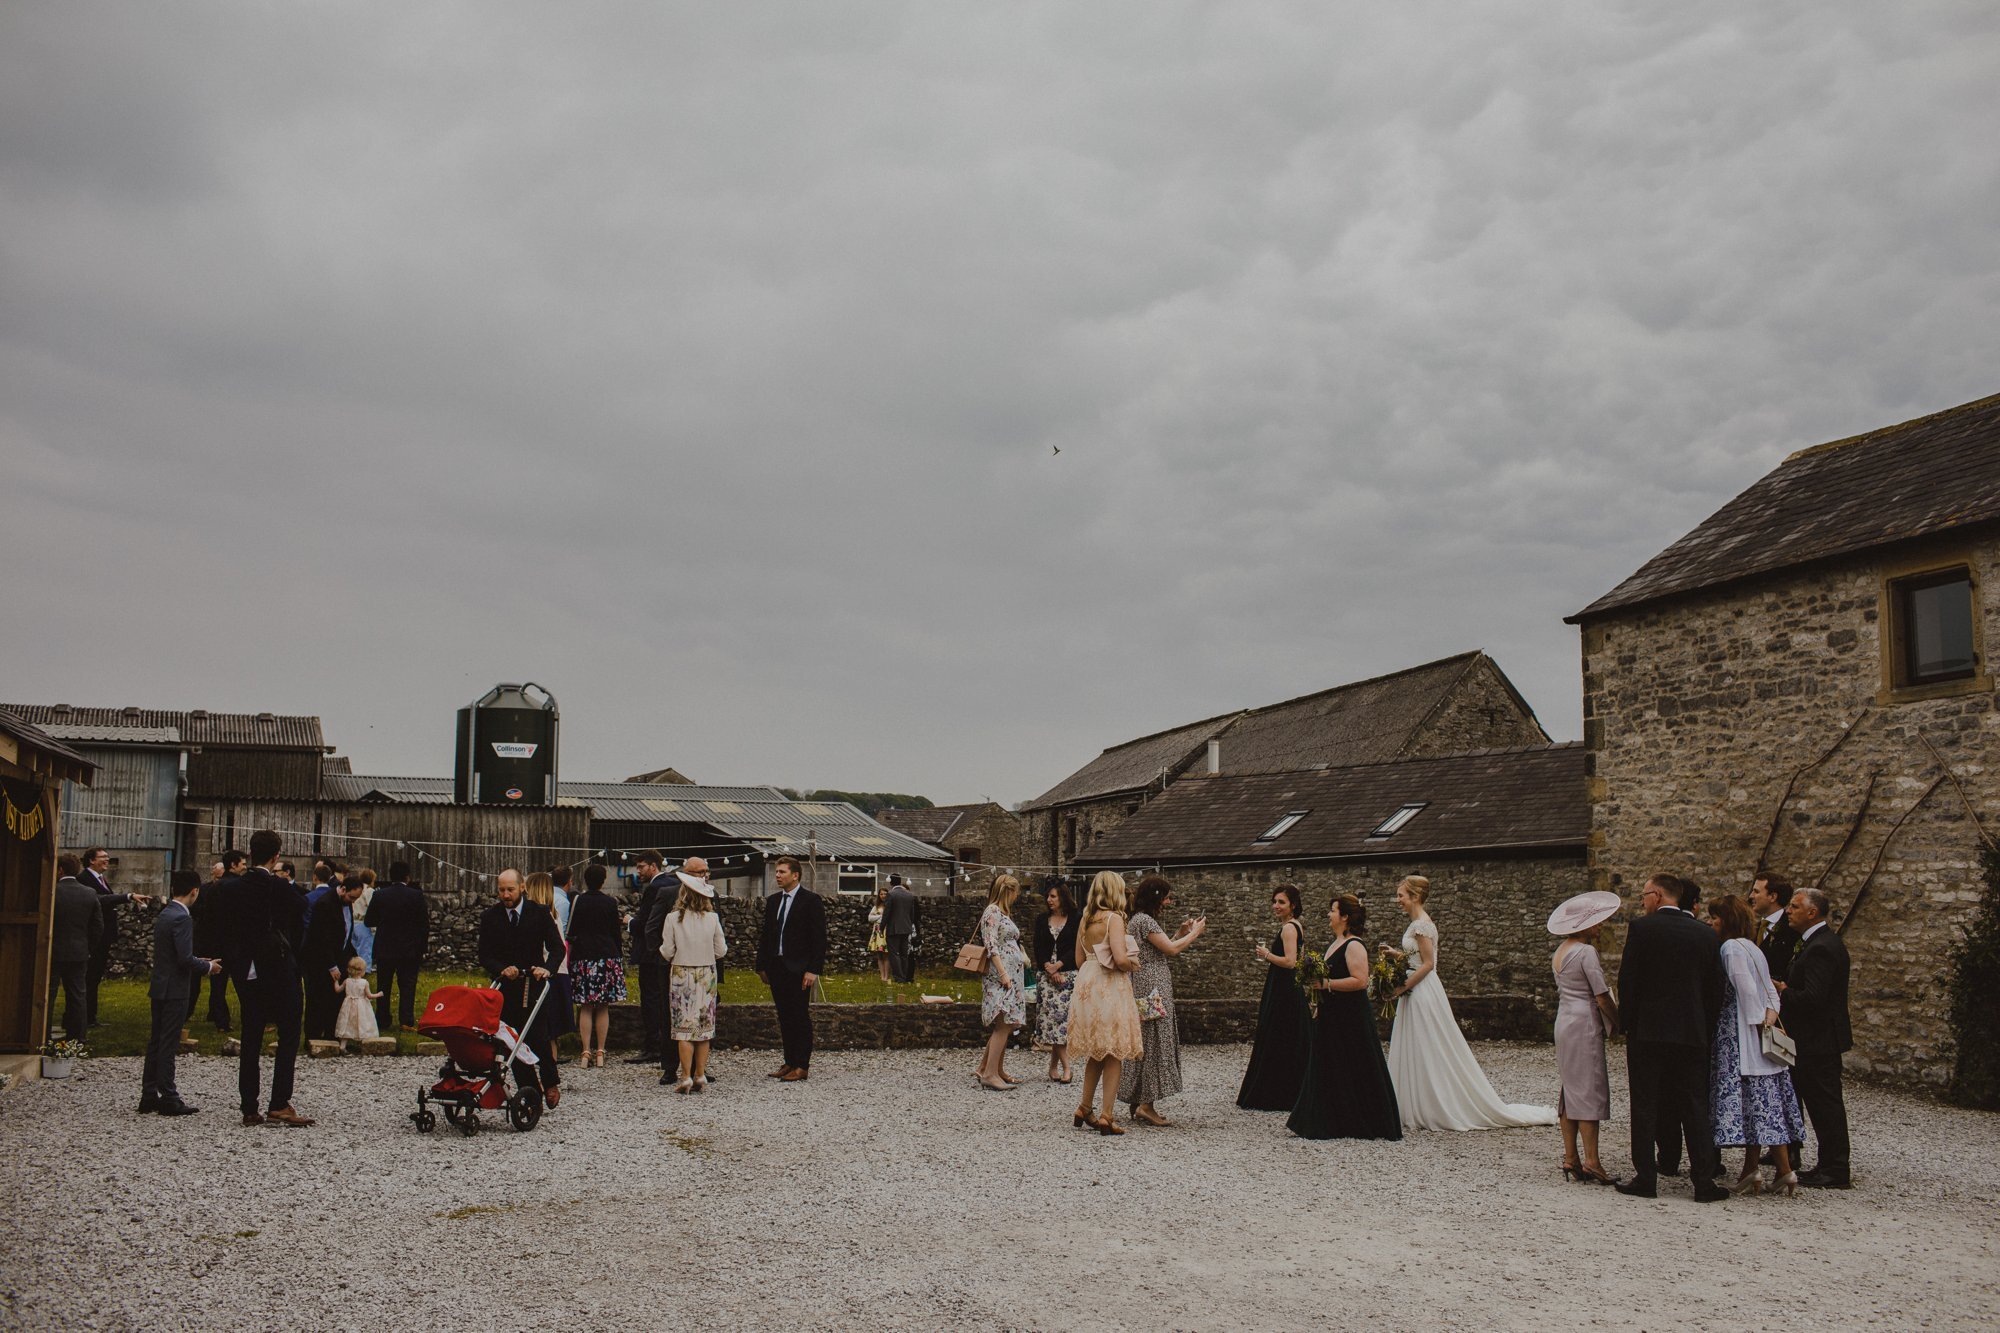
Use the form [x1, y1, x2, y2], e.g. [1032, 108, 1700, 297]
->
[0, 709, 95, 1059]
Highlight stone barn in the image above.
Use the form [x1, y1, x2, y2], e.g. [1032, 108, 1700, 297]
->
[1567, 391, 2000, 1090]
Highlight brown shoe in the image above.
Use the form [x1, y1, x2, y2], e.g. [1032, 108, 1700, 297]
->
[779, 1067, 808, 1082]
[241, 1111, 265, 1127]
[544, 1087, 561, 1109]
[264, 1104, 316, 1128]
[768, 1064, 794, 1079]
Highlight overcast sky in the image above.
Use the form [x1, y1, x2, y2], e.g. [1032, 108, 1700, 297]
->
[3, 3, 1995, 805]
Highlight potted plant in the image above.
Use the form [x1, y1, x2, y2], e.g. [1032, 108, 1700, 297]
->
[41, 1037, 88, 1079]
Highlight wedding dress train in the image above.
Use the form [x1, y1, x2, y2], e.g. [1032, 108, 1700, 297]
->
[1387, 916, 1556, 1132]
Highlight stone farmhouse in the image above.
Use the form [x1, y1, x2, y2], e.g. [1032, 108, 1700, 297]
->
[875, 801, 1024, 892]
[1567, 390, 2000, 1090]
[1021, 651, 1550, 872]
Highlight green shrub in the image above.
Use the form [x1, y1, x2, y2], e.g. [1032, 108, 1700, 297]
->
[1946, 844, 2000, 1109]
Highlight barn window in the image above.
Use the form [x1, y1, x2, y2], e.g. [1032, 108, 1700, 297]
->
[1254, 811, 1309, 843]
[1891, 567, 1977, 687]
[836, 863, 877, 895]
[1368, 803, 1428, 839]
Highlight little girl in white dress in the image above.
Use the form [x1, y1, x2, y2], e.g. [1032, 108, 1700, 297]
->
[334, 956, 384, 1042]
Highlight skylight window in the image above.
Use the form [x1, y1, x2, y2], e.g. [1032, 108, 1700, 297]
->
[1255, 810, 1310, 843]
[1369, 803, 1427, 838]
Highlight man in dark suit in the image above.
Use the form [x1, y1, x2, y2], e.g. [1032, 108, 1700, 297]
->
[365, 861, 430, 1030]
[79, 846, 149, 1027]
[190, 850, 245, 1029]
[756, 854, 827, 1082]
[49, 853, 101, 1043]
[1615, 872, 1728, 1202]
[625, 852, 667, 1063]
[143, 871, 221, 1116]
[1751, 873, 1800, 985]
[218, 829, 314, 1128]
[884, 874, 919, 984]
[301, 877, 362, 1041]
[477, 868, 565, 1107]
[1781, 887, 1853, 1189]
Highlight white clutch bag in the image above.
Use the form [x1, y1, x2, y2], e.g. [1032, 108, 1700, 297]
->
[1760, 1024, 1797, 1067]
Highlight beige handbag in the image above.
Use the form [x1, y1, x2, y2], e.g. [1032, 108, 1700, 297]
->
[952, 936, 988, 974]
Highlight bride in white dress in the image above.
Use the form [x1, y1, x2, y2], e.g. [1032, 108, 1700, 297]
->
[1384, 875, 1556, 1132]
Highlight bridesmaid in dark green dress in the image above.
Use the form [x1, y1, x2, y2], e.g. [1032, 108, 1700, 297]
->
[1237, 884, 1310, 1111]
[1288, 893, 1402, 1142]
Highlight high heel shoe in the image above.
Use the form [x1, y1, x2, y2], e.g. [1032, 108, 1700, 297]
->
[1073, 1107, 1092, 1128]
[1560, 1162, 1582, 1182]
[1092, 1115, 1125, 1136]
[1730, 1174, 1763, 1196]
[1772, 1171, 1798, 1197]
[1578, 1164, 1617, 1186]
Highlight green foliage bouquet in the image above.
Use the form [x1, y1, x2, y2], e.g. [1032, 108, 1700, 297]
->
[1370, 949, 1408, 1023]
[1294, 948, 1327, 1017]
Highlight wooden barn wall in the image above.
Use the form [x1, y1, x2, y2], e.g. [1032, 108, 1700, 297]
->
[185, 748, 323, 801]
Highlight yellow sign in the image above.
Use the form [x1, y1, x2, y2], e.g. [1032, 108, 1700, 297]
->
[2, 781, 47, 845]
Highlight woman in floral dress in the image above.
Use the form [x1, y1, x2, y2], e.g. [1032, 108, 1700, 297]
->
[1709, 895, 1805, 1195]
[1118, 875, 1206, 1126]
[976, 875, 1027, 1091]
[1032, 881, 1080, 1082]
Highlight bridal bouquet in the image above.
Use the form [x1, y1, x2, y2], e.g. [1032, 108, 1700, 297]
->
[1294, 948, 1327, 1018]
[1370, 949, 1408, 1023]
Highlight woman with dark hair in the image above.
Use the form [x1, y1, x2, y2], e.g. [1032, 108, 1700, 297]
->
[1032, 880, 1080, 1082]
[867, 882, 891, 984]
[1288, 895, 1401, 1141]
[1709, 894, 1804, 1195]
[1237, 884, 1310, 1111]
[566, 863, 626, 1067]
[1118, 875, 1206, 1126]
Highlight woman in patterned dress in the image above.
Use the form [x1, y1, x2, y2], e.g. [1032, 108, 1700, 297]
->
[867, 883, 890, 984]
[658, 872, 727, 1093]
[1118, 875, 1206, 1126]
[976, 875, 1028, 1091]
[1032, 881, 1080, 1082]
[1067, 871, 1143, 1135]
[566, 864, 626, 1067]
[1709, 895, 1806, 1195]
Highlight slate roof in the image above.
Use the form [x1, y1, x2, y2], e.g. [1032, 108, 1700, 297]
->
[1079, 744, 1585, 863]
[0, 704, 326, 750]
[1571, 391, 2000, 621]
[330, 775, 785, 807]
[875, 804, 991, 846]
[1025, 652, 1514, 810]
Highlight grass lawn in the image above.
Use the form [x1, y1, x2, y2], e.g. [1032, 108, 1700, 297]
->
[78, 967, 986, 1058]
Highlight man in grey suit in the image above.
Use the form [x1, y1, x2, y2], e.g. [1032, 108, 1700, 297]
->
[884, 874, 919, 984]
[143, 870, 221, 1115]
[50, 853, 102, 1042]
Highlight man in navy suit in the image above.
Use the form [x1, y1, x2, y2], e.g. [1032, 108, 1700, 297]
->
[1615, 872, 1728, 1202]
[142, 871, 221, 1115]
[301, 876, 362, 1040]
[365, 861, 430, 1030]
[756, 855, 827, 1082]
[1782, 888, 1853, 1188]
[79, 846, 149, 1027]
[217, 829, 314, 1128]
[477, 869, 565, 1108]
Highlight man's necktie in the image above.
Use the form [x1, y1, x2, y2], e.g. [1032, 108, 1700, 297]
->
[509, 908, 519, 927]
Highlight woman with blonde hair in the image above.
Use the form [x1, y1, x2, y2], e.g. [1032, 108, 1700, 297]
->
[1066, 870, 1143, 1134]
[975, 875, 1028, 1091]
[659, 870, 728, 1093]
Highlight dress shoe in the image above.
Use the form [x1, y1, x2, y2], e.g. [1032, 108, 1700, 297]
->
[159, 1101, 199, 1117]
[1655, 1163, 1682, 1178]
[658, 1070, 679, 1086]
[779, 1067, 809, 1082]
[1614, 1180, 1657, 1199]
[1798, 1170, 1851, 1190]
[137, 1096, 161, 1115]
[544, 1087, 560, 1109]
[1692, 1185, 1730, 1203]
[264, 1104, 315, 1128]
[769, 1064, 795, 1079]
[624, 1052, 660, 1064]
[241, 1111, 265, 1127]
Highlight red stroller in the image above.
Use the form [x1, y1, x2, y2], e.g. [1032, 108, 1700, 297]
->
[410, 981, 553, 1136]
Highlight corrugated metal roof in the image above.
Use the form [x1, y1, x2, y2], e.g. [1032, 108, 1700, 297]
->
[0, 708, 95, 778]
[41, 724, 183, 745]
[1571, 391, 2000, 621]
[0, 704, 325, 750]
[561, 780, 785, 802]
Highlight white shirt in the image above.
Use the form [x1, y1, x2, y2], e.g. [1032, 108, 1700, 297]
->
[1764, 908, 1783, 931]
[1801, 920, 1826, 942]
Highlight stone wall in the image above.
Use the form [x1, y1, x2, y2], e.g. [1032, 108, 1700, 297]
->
[1406, 655, 1552, 756]
[1580, 531, 2000, 1090]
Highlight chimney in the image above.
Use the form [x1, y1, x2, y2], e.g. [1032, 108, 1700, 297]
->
[1206, 738, 1221, 776]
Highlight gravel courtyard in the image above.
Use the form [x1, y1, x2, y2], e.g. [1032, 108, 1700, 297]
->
[2, 1042, 1995, 1331]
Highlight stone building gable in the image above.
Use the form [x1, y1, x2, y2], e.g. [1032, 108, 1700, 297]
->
[1400, 653, 1552, 758]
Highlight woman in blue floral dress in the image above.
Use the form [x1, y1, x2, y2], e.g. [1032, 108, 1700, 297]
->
[976, 875, 1027, 1092]
[1709, 896, 1805, 1195]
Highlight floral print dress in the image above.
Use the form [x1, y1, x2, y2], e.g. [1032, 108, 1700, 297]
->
[980, 904, 1026, 1027]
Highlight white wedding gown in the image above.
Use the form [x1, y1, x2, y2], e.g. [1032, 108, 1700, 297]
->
[1387, 916, 1556, 1132]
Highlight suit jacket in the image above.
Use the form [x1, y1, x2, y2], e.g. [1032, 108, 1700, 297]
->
[1616, 907, 1724, 1048]
[1781, 924, 1853, 1056]
[190, 875, 235, 954]
[477, 899, 565, 982]
[630, 876, 665, 964]
[365, 881, 431, 962]
[150, 901, 214, 1001]
[52, 876, 104, 964]
[883, 885, 919, 936]
[301, 894, 359, 983]
[1758, 911, 1801, 986]
[217, 867, 306, 985]
[80, 867, 129, 949]
[756, 887, 828, 976]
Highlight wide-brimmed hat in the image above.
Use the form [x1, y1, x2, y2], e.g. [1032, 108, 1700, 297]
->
[676, 870, 714, 898]
[1547, 890, 1621, 936]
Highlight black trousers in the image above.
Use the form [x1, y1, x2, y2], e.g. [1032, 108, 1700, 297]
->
[1655, 1099, 1686, 1173]
[375, 958, 421, 1029]
[1792, 1051, 1850, 1177]
[771, 969, 813, 1070]
[238, 971, 301, 1115]
[637, 960, 666, 1053]
[303, 966, 343, 1041]
[189, 968, 232, 1028]
[86, 945, 111, 1024]
[499, 978, 557, 1093]
[143, 997, 186, 1102]
[888, 934, 914, 984]
[48, 961, 88, 1042]
[1626, 1040, 1718, 1191]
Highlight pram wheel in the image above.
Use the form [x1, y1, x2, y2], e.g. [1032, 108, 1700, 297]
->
[455, 1111, 481, 1137]
[414, 1109, 437, 1133]
[507, 1087, 543, 1132]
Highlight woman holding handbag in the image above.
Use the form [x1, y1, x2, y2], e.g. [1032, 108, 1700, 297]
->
[971, 875, 1027, 1091]
[1117, 875, 1205, 1126]
[1709, 894, 1806, 1195]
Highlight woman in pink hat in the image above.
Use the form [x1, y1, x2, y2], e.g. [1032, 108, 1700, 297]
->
[1549, 891, 1623, 1184]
